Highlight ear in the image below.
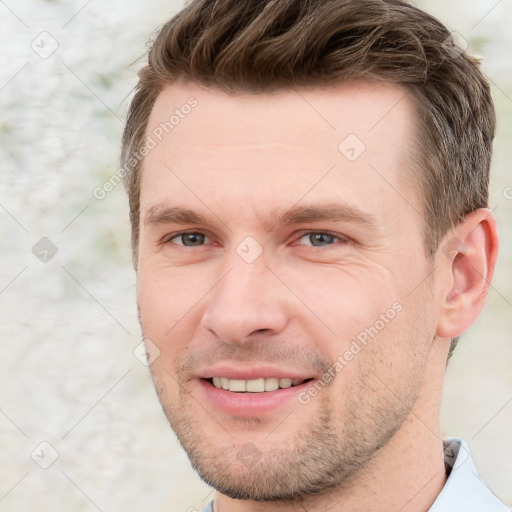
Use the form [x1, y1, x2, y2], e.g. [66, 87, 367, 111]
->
[436, 208, 499, 339]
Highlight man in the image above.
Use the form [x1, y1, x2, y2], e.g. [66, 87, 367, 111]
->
[121, 0, 509, 510]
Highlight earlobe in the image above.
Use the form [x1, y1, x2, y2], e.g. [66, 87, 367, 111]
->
[436, 209, 499, 339]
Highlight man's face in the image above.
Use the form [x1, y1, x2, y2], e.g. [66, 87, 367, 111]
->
[136, 80, 442, 500]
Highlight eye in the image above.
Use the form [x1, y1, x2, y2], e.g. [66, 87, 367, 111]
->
[296, 231, 347, 247]
[166, 231, 211, 246]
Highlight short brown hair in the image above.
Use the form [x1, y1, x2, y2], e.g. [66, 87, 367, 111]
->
[121, 0, 496, 359]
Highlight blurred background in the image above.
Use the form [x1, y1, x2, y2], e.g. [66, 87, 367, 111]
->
[0, 1, 510, 510]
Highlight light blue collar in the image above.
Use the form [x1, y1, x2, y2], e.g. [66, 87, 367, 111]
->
[429, 437, 509, 511]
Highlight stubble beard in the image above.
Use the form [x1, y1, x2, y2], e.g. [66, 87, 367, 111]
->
[149, 362, 422, 503]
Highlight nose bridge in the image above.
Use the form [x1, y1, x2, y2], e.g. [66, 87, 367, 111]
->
[200, 250, 288, 342]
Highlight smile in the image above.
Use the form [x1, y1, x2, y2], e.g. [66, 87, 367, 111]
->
[209, 377, 309, 393]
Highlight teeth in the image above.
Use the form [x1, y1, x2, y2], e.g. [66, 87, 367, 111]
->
[279, 378, 292, 388]
[264, 378, 279, 391]
[210, 377, 305, 392]
[228, 379, 246, 392]
[246, 378, 265, 392]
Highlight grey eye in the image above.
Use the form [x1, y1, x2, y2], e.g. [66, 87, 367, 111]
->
[173, 232, 208, 246]
[299, 232, 339, 247]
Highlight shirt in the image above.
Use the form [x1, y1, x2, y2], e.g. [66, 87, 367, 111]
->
[200, 437, 510, 512]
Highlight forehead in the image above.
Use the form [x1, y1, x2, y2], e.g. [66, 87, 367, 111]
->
[140, 79, 419, 228]
[146, 79, 414, 146]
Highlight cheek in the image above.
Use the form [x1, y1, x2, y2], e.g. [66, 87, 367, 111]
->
[285, 262, 401, 347]
[138, 263, 206, 325]
[136, 264, 207, 367]
[286, 262, 427, 397]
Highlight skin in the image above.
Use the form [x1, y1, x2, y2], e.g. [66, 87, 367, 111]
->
[136, 80, 498, 512]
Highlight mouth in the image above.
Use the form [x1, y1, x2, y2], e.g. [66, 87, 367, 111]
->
[196, 366, 318, 416]
[205, 376, 314, 393]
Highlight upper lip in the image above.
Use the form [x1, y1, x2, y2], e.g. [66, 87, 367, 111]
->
[196, 364, 316, 381]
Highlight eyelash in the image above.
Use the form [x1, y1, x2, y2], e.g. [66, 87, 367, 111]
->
[163, 230, 349, 248]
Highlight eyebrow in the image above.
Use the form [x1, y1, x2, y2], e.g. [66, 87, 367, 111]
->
[277, 204, 377, 228]
[143, 202, 377, 231]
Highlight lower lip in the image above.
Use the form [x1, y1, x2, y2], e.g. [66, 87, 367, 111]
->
[197, 379, 312, 417]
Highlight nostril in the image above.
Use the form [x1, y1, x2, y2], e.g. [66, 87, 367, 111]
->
[252, 328, 271, 335]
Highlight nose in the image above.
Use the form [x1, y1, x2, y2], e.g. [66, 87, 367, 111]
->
[200, 257, 290, 344]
